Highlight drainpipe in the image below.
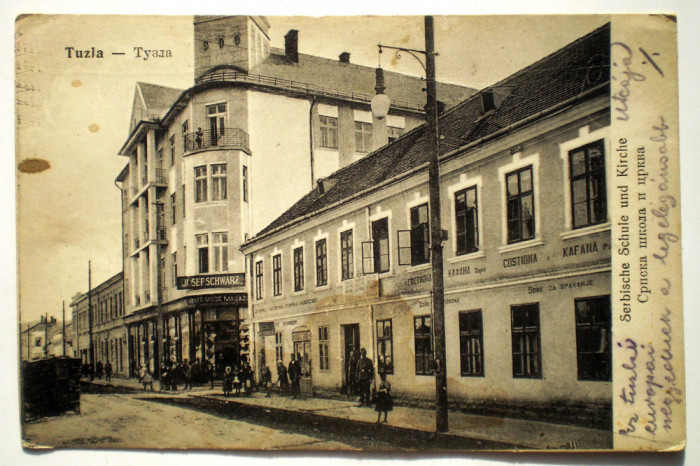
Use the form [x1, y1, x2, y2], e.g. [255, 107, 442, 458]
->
[308, 97, 317, 188]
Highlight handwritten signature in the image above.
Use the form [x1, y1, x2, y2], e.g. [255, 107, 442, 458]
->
[611, 42, 646, 122]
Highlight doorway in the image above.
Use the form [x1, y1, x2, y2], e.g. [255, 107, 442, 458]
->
[342, 324, 360, 393]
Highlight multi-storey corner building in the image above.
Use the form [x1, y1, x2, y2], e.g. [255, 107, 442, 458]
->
[115, 16, 475, 378]
[241, 24, 612, 427]
[70, 272, 126, 375]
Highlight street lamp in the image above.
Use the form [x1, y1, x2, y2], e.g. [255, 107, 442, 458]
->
[370, 16, 448, 433]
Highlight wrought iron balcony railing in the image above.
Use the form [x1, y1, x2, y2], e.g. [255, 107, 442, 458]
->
[155, 168, 166, 184]
[184, 128, 250, 153]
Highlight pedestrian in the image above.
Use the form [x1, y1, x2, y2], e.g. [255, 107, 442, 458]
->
[205, 360, 214, 389]
[222, 366, 234, 396]
[241, 360, 252, 396]
[105, 361, 113, 382]
[374, 372, 393, 423]
[346, 350, 358, 397]
[192, 359, 201, 387]
[183, 360, 192, 390]
[96, 361, 104, 380]
[355, 348, 374, 407]
[288, 354, 301, 399]
[261, 366, 272, 397]
[171, 361, 180, 391]
[139, 365, 154, 392]
[276, 360, 289, 392]
[232, 365, 242, 396]
[195, 127, 203, 148]
[160, 363, 169, 391]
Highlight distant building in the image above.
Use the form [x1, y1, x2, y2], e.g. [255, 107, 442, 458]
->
[70, 272, 126, 375]
[20, 316, 74, 361]
[241, 24, 612, 426]
[114, 16, 474, 379]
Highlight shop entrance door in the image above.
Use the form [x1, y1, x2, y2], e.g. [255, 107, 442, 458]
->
[342, 324, 360, 393]
[293, 340, 312, 376]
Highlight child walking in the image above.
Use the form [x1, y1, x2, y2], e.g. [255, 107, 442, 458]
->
[375, 372, 393, 423]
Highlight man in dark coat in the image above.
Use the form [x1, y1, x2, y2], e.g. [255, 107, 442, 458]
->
[95, 361, 104, 380]
[346, 350, 358, 397]
[288, 354, 301, 399]
[105, 361, 113, 382]
[355, 348, 374, 407]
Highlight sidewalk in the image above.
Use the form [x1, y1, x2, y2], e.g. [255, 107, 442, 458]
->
[83, 376, 612, 450]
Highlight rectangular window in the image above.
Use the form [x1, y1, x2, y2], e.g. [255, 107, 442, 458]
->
[207, 103, 227, 146]
[211, 163, 227, 201]
[455, 186, 479, 255]
[255, 260, 263, 300]
[511, 303, 541, 378]
[318, 326, 329, 371]
[575, 296, 611, 381]
[570, 140, 607, 229]
[170, 193, 176, 224]
[315, 239, 327, 286]
[212, 232, 228, 272]
[196, 233, 209, 274]
[355, 121, 372, 153]
[182, 185, 186, 218]
[272, 254, 282, 296]
[275, 331, 283, 362]
[410, 204, 430, 265]
[158, 148, 164, 169]
[172, 252, 177, 287]
[459, 310, 484, 376]
[242, 165, 248, 203]
[506, 166, 535, 243]
[169, 135, 175, 166]
[388, 126, 403, 143]
[414, 316, 433, 375]
[376, 319, 393, 374]
[319, 115, 338, 149]
[372, 218, 390, 273]
[340, 230, 353, 280]
[293, 247, 304, 292]
[194, 166, 207, 203]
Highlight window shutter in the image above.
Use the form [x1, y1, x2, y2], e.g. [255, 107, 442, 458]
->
[362, 241, 375, 274]
[397, 230, 412, 266]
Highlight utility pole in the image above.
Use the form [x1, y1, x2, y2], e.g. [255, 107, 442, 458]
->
[62, 300, 66, 356]
[88, 261, 94, 378]
[425, 15, 448, 433]
[44, 312, 48, 357]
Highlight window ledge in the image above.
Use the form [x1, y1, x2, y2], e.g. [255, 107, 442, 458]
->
[292, 289, 307, 297]
[317, 146, 339, 152]
[406, 263, 431, 273]
[194, 200, 228, 207]
[447, 251, 486, 264]
[559, 222, 611, 241]
[315, 284, 331, 291]
[498, 239, 545, 254]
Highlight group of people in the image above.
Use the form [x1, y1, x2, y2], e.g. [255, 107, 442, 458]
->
[347, 348, 393, 423]
[221, 360, 254, 397]
[275, 353, 305, 399]
[83, 361, 113, 382]
[160, 358, 216, 391]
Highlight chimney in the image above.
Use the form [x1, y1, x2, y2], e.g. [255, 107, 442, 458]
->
[339, 52, 350, 63]
[285, 29, 299, 63]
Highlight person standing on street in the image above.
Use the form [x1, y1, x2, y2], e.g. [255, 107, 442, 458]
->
[355, 348, 374, 407]
[276, 360, 289, 392]
[262, 366, 273, 398]
[96, 361, 104, 380]
[105, 361, 113, 382]
[346, 350, 358, 397]
[288, 354, 301, 399]
[374, 371, 393, 423]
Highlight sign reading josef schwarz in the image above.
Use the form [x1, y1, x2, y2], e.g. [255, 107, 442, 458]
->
[177, 273, 245, 289]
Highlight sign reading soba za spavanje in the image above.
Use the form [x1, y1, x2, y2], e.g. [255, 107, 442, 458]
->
[177, 273, 245, 289]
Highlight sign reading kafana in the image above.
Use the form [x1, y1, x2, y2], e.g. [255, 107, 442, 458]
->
[177, 273, 245, 290]
[185, 293, 248, 306]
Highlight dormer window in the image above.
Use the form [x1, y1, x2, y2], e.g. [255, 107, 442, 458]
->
[218, 37, 224, 49]
[202, 40, 209, 52]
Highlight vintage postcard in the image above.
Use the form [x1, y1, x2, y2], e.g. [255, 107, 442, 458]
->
[15, 13, 685, 454]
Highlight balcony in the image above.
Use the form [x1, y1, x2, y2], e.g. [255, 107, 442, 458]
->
[155, 168, 166, 184]
[184, 128, 250, 154]
[158, 226, 167, 242]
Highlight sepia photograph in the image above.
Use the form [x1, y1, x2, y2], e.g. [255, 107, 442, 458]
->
[9, 3, 691, 463]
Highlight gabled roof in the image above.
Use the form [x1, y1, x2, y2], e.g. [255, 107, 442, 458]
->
[250, 23, 610, 242]
[249, 48, 476, 110]
[136, 82, 184, 114]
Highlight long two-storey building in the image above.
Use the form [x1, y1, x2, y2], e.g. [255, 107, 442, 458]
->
[115, 16, 474, 378]
[241, 24, 612, 428]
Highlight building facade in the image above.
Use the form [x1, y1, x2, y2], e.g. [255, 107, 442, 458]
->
[241, 24, 612, 426]
[20, 316, 73, 361]
[115, 16, 474, 379]
[70, 272, 127, 375]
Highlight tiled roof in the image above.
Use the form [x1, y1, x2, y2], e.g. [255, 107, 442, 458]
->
[253, 23, 610, 240]
[136, 82, 184, 114]
[251, 48, 476, 110]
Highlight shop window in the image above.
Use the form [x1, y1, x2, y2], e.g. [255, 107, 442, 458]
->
[212, 232, 228, 272]
[459, 310, 484, 376]
[570, 140, 607, 229]
[316, 239, 328, 286]
[272, 254, 282, 296]
[511, 303, 541, 378]
[355, 121, 372, 153]
[320, 115, 338, 149]
[506, 166, 535, 243]
[575, 296, 611, 381]
[211, 163, 227, 201]
[363, 218, 389, 274]
[196, 234, 209, 273]
[318, 326, 329, 371]
[194, 166, 207, 203]
[455, 185, 479, 254]
[255, 260, 263, 300]
[376, 319, 394, 374]
[293, 247, 304, 292]
[414, 315, 434, 376]
[340, 230, 354, 280]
